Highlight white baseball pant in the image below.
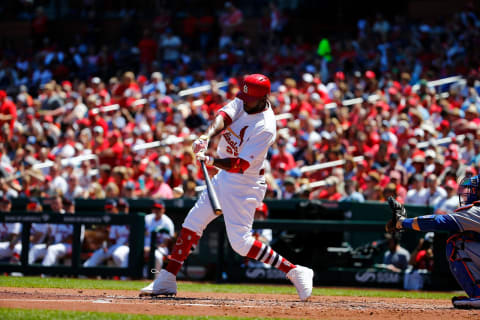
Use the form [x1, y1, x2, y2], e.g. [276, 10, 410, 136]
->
[183, 170, 266, 256]
[0, 241, 14, 260]
[29, 244, 47, 264]
[42, 243, 72, 266]
[84, 244, 130, 267]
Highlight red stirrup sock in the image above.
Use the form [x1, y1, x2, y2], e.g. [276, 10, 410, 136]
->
[246, 240, 296, 274]
[165, 227, 200, 276]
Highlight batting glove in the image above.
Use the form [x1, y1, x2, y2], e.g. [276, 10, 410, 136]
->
[196, 151, 214, 166]
[192, 135, 209, 154]
[385, 196, 407, 233]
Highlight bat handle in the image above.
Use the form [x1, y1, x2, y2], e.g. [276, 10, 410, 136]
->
[200, 160, 222, 216]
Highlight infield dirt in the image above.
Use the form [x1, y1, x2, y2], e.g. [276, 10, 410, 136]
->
[0, 287, 478, 319]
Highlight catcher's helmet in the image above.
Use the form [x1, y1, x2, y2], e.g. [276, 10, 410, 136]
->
[458, 175, 480, 207]
[237, 74, 271, 103]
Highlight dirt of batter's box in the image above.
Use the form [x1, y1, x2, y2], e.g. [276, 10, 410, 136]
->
[0, 287, 478, 320]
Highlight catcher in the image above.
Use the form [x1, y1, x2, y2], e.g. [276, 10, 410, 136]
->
[385, 174, 480, 309]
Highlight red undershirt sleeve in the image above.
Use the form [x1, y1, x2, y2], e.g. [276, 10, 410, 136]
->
[218, 111, 232, 127]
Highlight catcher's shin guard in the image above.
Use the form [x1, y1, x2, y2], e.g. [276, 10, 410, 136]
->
[446, 232, 480, 298]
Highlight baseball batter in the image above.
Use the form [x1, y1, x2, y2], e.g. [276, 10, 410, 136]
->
[386, 174, 480, 309]
[141, 74, 314, 301]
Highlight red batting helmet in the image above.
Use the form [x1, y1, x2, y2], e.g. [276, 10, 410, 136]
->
[237, 74, 271, 103]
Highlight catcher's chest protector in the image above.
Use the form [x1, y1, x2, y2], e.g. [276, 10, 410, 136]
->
[446, 232, 480, 297]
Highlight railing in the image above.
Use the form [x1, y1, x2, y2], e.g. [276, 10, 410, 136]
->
[273, 75, 465, 118]
[417, 134, 465, 149]
[411, 75, 465, 93]
[90, 103, 120, 114]
[132, 136, 185, 152]
[90, 99, 148, 114]
[178, 81, 228, 97]
[300, 156, 364, 174]
[32, 154, 100, 178]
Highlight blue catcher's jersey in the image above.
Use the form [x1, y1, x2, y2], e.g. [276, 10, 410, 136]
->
[449, 202, 480, 233]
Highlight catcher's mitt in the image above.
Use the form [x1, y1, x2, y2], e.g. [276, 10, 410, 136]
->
[385, 196, 407, 233]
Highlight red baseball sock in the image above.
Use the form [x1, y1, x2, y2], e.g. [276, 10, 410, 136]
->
[246, 240, 296, 273]
[165, 228, 200, 276]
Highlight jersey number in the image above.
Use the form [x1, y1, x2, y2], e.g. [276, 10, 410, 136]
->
[226, 146, 238, 156]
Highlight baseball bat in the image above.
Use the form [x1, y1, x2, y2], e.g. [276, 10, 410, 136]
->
[200, 160, 222, 215]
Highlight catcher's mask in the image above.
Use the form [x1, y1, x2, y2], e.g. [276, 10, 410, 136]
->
[458, 175, 480, 207]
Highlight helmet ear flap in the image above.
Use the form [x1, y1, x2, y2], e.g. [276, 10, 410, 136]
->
[473, 175, 480, 200]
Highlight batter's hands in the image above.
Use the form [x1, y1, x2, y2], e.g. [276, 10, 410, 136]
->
[192, 135, 209, 154]
[196, 151, 213, 166]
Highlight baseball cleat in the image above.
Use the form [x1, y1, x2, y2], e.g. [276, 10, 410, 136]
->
[452, 296, 480, 309]
[286, 265, 314, 301]
[139, 269, 177, 297]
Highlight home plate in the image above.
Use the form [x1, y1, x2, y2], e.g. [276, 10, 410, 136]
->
[93, 299, 112, 304]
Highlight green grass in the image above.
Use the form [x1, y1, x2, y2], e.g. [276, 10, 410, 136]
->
[0, 276, 456, 300]
[0, 308, 288, 320]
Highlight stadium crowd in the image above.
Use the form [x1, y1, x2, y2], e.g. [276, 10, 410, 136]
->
[0, 2, 479, 215]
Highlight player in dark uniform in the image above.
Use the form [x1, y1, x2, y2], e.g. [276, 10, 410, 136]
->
[386, 174, 480, 309]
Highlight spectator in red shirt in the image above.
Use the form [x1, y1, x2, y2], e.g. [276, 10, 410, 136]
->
[436, 119, 451, 138]
[112, 71, 140, 107]
[98, 164, 114, 188]
[138, 29, 158, 74]
[89, 110, 108, 137]
[311, 176, 342, 201]
[92, 126, 109, 158]
[271, 139, 296, 171]
[168, 162, 186, 189]
[148, 175, 174, 199]
[219, 2, 243, 39]
[388, 170, 407, 203]
[32, 6, 48, 47]
[385, 153, 408, 186]
[382, 183, 399, 203]
[99, 130, 124, 167]
[465, 104, 480, 125]
[351, 131, 372, 156]
[363, 171, 382, 200]
[0, 90, 17, 139]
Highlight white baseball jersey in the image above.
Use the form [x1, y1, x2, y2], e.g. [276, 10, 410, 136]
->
[31, 223, 48, 244]
[144, 213, 175, 247]
[218, 98, 276, 176]
[109, 225, 130, 246]
[50, 224, 73, 243]
[0, 223, 21, 241]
